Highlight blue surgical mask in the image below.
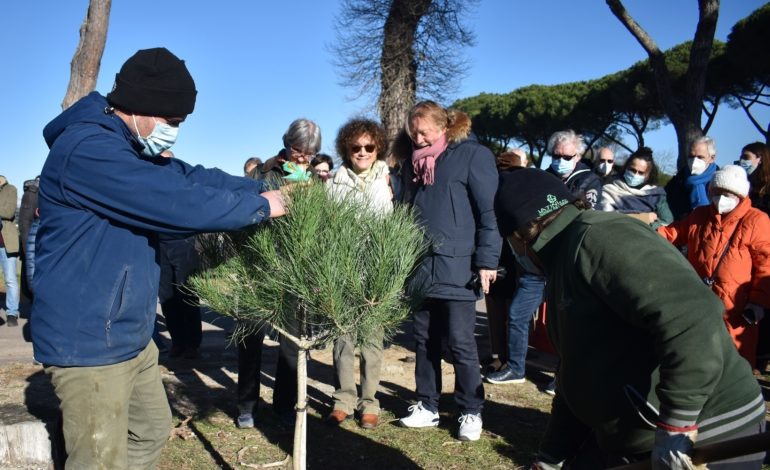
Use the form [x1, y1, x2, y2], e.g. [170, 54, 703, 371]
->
[623, 170, 646, 187]
[738, 159, 756, 174]
[550, 158, 575, 176]
[133, 115, 179, 157]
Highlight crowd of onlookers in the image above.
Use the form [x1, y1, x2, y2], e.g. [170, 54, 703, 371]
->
[5, 45, 768, 469]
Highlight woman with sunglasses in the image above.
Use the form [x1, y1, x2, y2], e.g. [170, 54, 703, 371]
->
[598, 147, 673, 229]
[325, 118, 392, 429]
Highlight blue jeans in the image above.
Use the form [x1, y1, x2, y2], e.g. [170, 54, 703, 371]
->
[506, 273, 546, 378]
[0, 248, 19, 317]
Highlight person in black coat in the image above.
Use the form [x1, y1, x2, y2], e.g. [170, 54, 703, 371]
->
[396, 101, 501, 442]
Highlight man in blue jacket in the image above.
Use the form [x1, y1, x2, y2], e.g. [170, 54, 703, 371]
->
[32, 47, 285, 469]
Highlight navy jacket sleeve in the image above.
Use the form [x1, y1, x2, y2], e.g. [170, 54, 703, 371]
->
[158, 157, 265, 193]
[467, 144, 502, 269]
[58, 132, 270, 234]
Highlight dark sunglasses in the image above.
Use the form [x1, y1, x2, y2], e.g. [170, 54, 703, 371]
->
[350, 144, 376, 153]
[552, 153, 577, 161]
[600, 159, 614, 164]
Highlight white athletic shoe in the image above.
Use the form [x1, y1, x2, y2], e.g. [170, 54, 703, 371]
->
[399, 401, 439, 428]
[457, 413, 482, 441]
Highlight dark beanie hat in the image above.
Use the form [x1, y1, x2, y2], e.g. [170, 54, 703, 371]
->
[106, 47, 197, 117]
[494, 168, 577, 237]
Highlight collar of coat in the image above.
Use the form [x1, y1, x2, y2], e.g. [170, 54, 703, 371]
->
[532, 204, 582, 253]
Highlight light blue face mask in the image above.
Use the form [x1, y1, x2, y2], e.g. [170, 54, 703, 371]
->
[623, 170, 646, 187]
[133, 115, 179, 157]
[550, 157, 574, 176]
[738, 159, 756, 174]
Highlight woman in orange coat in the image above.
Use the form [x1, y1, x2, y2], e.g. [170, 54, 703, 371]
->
[658, 164, 770, 368]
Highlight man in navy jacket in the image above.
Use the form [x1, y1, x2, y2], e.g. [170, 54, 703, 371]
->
[32, 47, 285, 469]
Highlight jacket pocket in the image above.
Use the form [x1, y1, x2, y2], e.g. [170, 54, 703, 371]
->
[105, 266, 129, 346]
[432, 253, 474, 288]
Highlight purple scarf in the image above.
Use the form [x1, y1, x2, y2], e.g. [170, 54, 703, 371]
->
[411, 134, 448, 186]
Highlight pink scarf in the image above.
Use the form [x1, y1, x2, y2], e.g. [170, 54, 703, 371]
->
[411, 133, 448, 186]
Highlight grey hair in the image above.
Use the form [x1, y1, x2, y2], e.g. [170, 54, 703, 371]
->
[692, 136, 716, 157]
[547, 130, 586, 156]
[282, 118, 322, 154]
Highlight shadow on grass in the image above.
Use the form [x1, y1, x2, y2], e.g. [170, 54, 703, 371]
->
[157, 306, 555, 468]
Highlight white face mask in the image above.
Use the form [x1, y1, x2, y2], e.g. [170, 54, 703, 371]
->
[133, 115, 179, 157]
[712, 194, 739, 214]
[688, 157, 708, 176]
[597, 161, 612, 176]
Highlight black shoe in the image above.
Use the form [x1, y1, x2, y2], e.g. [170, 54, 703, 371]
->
[484, 357, 504, 374]
[6, 316, 18, 327]
[485, 365, 525, 384]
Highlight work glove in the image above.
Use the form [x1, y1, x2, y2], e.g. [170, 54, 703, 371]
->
[651, 427, 705, 470]
[282, 162, 311, 182]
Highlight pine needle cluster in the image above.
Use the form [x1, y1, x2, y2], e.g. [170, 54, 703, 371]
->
[190, 182, 427, 348]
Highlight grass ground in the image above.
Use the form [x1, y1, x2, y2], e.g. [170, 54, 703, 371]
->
[155, 341, 556, 470]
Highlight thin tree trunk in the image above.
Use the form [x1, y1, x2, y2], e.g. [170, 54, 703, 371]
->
[292, 346, 309, 470]
[62, 0, 111, 110]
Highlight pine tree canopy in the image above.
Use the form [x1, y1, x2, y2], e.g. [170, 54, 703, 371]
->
[190, 182, 428, 348]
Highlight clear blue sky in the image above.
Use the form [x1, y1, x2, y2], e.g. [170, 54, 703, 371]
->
[2, 1, 768, 196]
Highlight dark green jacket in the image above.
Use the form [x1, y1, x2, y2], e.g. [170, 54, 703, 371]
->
[535, 205, 764, 459]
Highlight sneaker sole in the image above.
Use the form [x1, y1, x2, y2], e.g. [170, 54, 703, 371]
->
[457, 433, 481, 442]
[399, 420, 439, 428]
[485, 377, 526, 385]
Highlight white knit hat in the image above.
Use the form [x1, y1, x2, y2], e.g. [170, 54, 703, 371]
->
[710, 164, 750, 197]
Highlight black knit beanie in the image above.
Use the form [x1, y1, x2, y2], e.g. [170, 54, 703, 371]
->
[106, 47, 197, 117]
[495, 168, 576, 237]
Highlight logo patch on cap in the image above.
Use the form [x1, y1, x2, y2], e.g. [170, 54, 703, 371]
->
[537, 194, 569, 217]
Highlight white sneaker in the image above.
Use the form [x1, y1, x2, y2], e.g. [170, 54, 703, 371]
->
[399, 401, 439, 428]
[457, 413, 482, 441]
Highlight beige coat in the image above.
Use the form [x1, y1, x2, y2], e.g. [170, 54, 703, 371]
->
[0, 177, 19, 254]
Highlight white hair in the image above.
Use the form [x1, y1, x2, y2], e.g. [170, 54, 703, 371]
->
[692, 136, 716, 157]
[547, 130, 586, 156]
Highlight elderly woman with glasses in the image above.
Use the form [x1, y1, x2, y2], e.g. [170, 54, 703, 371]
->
[251, 118, 321, 186]
[545, 129, 603, 209]
[324, 118, 392, 429]
[598, 147, 673, 229]
[236, 118, 322, 429]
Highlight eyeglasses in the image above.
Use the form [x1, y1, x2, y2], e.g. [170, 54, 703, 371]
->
[552, 153, 577, 161]
[599, 159, 614, 164]
[289, 146, 314, 157]
[350, 144, 376, 153]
